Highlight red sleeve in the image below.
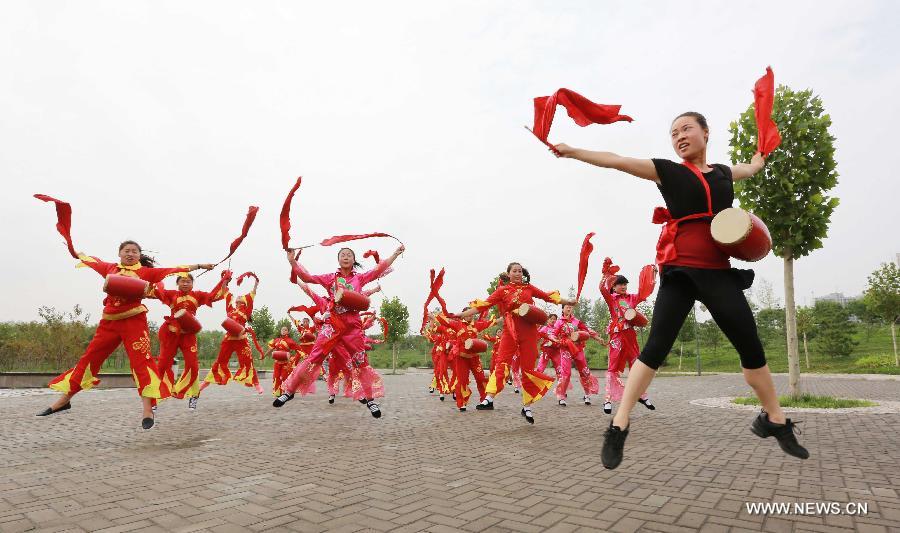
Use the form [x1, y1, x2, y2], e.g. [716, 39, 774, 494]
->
[292, 263, 332, 287]
[77, 255, 115, 278]
[154, 287, 177, 307]
[599, 278, 616, 312]
[196, 277, 228, 307]
[529, 285, 562, 304]
[139, 266, 191, 284]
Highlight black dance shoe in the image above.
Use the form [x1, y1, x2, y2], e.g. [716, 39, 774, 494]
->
[36, 402, 71, 417]
[273, 393, 294, 407]
[520, 407, 534, 424]
[366, 400, 382, 418]
[475, 399, 494, 410]
[638, 398, 656, 410]
[601, 422, 629, 469]
[141, 417, 155, 430]
[750, 412, 809, 459]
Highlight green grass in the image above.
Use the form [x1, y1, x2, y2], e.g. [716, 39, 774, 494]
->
[732, 394, 877, 409]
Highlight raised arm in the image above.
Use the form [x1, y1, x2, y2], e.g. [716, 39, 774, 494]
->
[731, 152, 766, 182]
[554, 144, 660, 184]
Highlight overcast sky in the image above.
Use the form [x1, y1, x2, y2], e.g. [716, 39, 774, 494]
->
[2, 1, 898, 330]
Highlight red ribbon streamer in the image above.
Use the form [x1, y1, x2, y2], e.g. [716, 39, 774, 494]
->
[420, 268, 448, 333]
[236, 271, 258, 286]
[319, 232, 402, 247]
[379, 316, 390, 343]
[753, 67, 782, 157]
[363, 250, 381, 263]
[576, 232, 595, 300]
[288, 304, 320, 319]
[280, 177, 302, 251]
[246, 326, 266, 357]
[220, 206, 259, 263]
[34, 194, 78, 259]
[637, 264, 657, 302]
[531, 88, 633, 145]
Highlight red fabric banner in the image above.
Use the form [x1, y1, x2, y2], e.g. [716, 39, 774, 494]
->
[576, 232, 595, 300]
[280, 177, 302, 251]
[34, 194, 78, 259]
[363, 250, 381, 263]
[319, 232, 400, 247]
[753, 67, 782, 157]
[531, 88, 632, 144]
[220, 206, 258, 263]
[236, 271, 258, 286]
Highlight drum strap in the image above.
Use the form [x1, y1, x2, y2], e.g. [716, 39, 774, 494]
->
[651, 161, 715, 264]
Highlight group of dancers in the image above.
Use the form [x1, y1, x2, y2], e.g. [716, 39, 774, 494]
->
[34, 103, 810, 469]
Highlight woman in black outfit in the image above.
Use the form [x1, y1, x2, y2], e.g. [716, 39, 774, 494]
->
[554, 112, 808, 469]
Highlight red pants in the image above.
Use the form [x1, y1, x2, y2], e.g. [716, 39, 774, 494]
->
[536, 347, 561, 375]
[158, 326, 200, 399]
[431, 347, 450, 393]
[272, 360, 294, 397]
[485, 317, 553, 405]
[204, 338, 258, 388]
[49, 313, 168, 399]
[326, 352, 352, 397]
[454, 354, 487, 408]
[283, 321, 361, 396]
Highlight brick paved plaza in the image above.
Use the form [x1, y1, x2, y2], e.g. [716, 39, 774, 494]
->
[1, 372, 898, 532]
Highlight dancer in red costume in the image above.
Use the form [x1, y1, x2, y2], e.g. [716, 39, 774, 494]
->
[262, 326, 305, 398]
[424, 313, 452, 401]
[458, 262, 575, 424]
[38, 241, 212, 429]
[435, 311, 494, 412]
[200, 274, 265, 395]
[153, 270, 230, 410]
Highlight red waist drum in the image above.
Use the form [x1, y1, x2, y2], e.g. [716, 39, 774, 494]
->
[710, 208, 772, 262]
[222, 317, 245, 336]
[173, 309, 202, 334]
[272, 350, 290, 362]
[335, 288, 370, 312]
[103, 275, 149, 299]
[463, 338, 488, 354]
[569, 331, 590, 342]
[516, 304, 548, 325]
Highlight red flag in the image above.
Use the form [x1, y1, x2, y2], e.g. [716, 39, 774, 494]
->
[576, 232, 595, 300]
[637, 264, 657, 302]
[219, 206, 258, 263]
[236, 271, 258, 286]
[753, 67, 782, 157]
[531, 88, 632, 145]
[363, 250, 381, 263]
[319, 232, 401, 246]
[280, 177, 302, 251]
[246, 326, 266, 358]
[34, 194, 78, 259]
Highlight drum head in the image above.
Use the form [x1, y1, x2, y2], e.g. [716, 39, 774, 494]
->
[624, 308, 636, 321]
[711, 208, 752, 245]
[174, 309, 187, 318]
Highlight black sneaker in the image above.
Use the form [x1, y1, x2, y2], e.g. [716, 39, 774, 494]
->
[358, 398, 367, 404]
[367, 400, 382, 418]
[459, 407, 466, 412]
[328, 395, 335, 404]
[520, 407, 534, 424]
[272, 393, 294, 407]
[439, 395, 445, 402]
[638, 398, 656, 411]
[188, 398, 198, 410]
[750, 412, 809, 459]
[141, 417, 155, 430]
[603, 401, 613, 414]
[429, 387, 434, 394]
[475, 399, 494, 410]
[36, 402, 71, 417]
[601, 422, 629, 469]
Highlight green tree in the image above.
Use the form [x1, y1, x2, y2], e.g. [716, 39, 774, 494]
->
[380, 297, 410, 374]
[812, 300, 856, 357]
[699, 319, 724, 357]
[675, 307, 696, 371]
[250, 306, 276, 342]
[591, 298, 610, 335]
[756, 307, 786, 350]
[846, 298, 878, 342]
[729, 85, 839, 397]
[863, 262, 900, 365]
[567, 286, 592, 324]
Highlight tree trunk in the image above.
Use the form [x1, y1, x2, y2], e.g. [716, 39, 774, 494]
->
[679, 342, 683, 371]
[783, 252, 802, 398]
[391, 343, 397, 375]
[892, 320, 898, 367]
[802, 332, 810, 369]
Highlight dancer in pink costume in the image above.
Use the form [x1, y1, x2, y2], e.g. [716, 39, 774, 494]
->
[275, 246, 402, 418]
[600, 260, 657, 414]
[549, 304, 602, 406]
[535, 314, 560, 375]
